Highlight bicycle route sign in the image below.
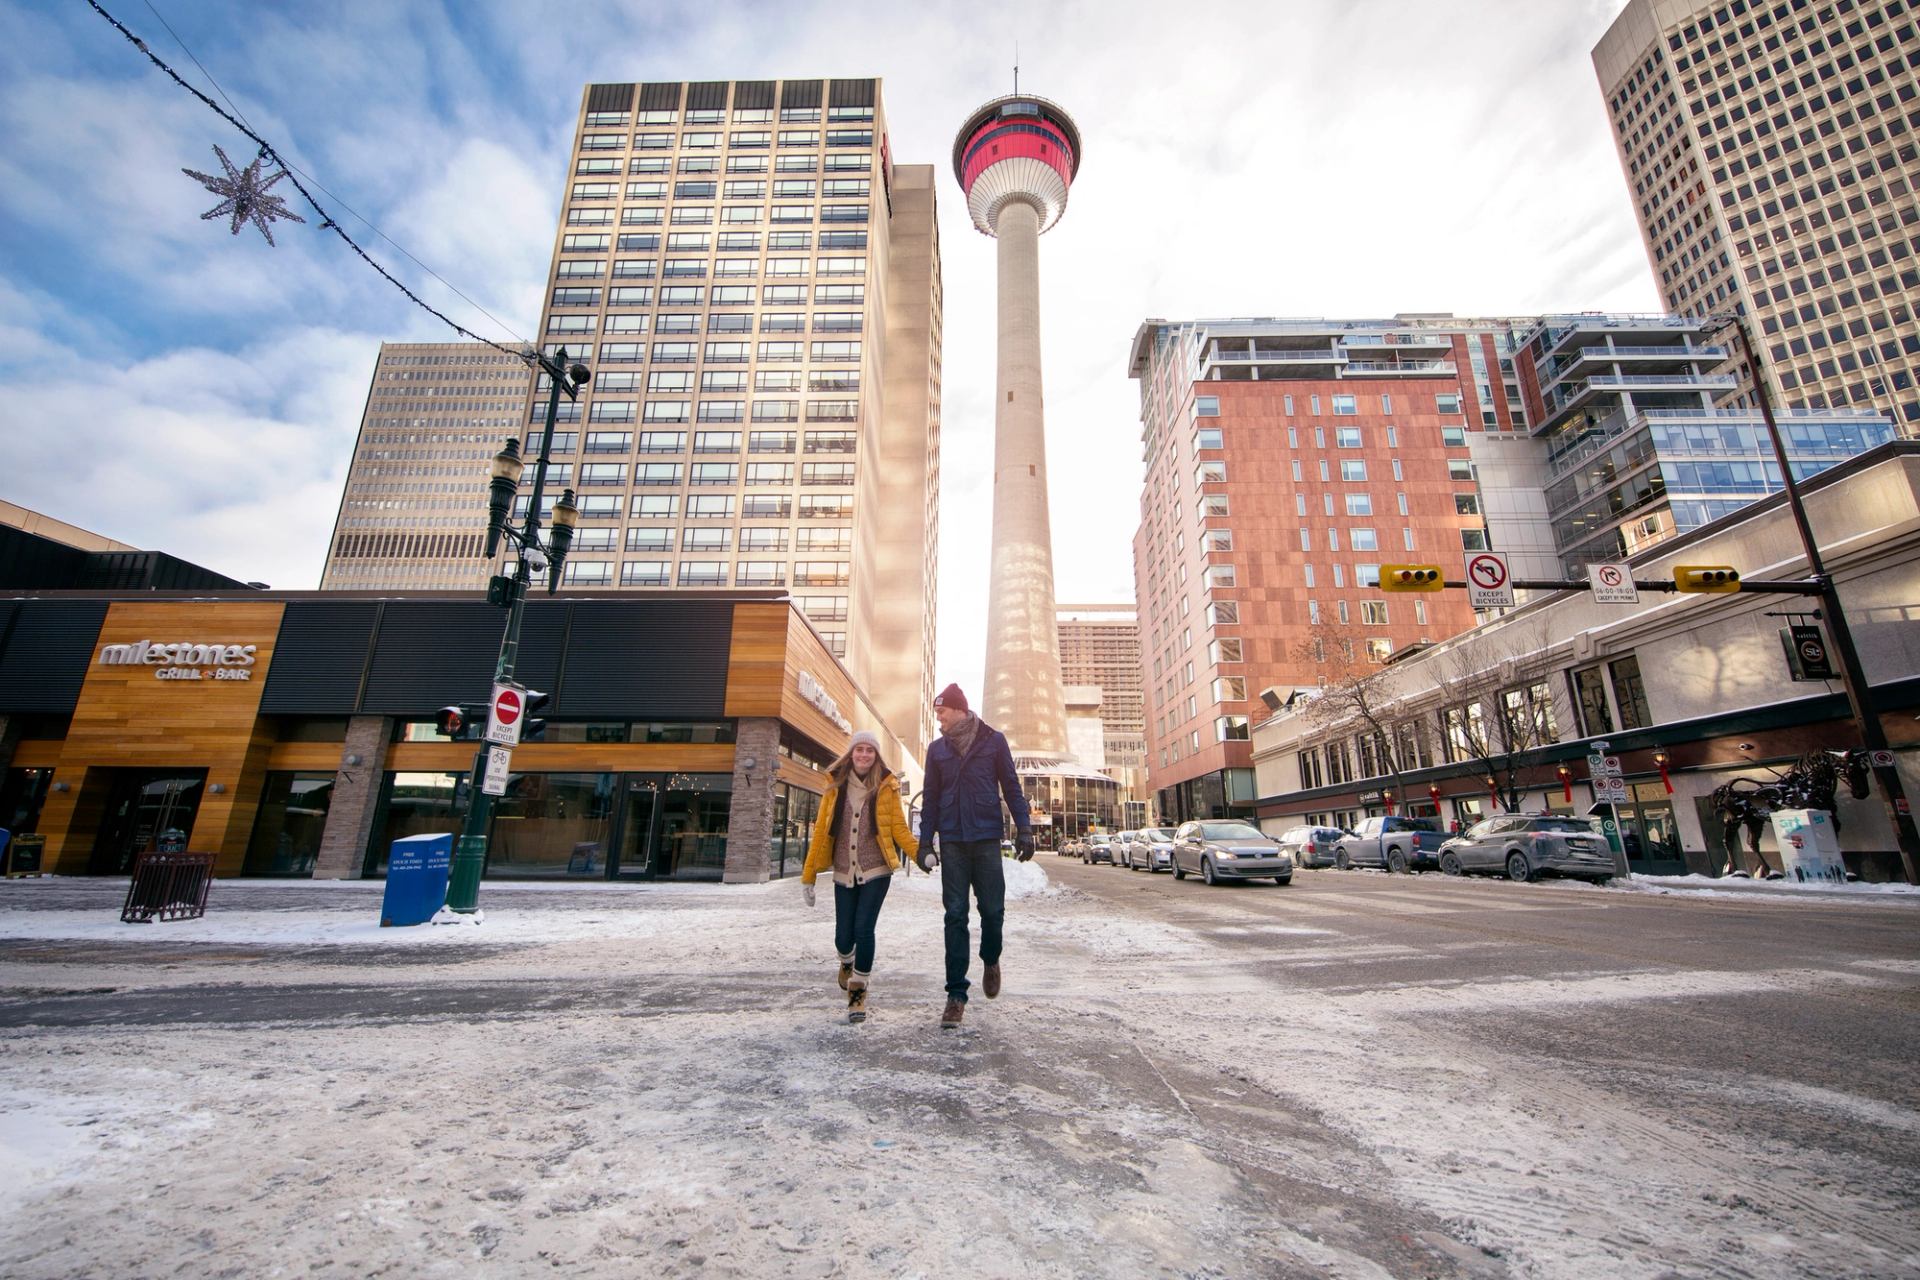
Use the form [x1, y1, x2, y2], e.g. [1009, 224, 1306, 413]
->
[1464, 551, 1514, 608]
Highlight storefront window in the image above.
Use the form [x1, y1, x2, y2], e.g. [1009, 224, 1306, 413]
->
[773, 783, 821, 879]
[657, 774, 732, 879]
[367, 771, 461, 875]
[0, 768, 53, 835]
[244, 772, 335, 876]
[489, 772, 620, 877]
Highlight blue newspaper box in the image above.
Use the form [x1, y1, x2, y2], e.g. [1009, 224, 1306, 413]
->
[381, 833, 454, 927]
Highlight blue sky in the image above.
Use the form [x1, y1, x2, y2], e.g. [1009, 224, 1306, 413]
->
[2, 0, 1653, 700]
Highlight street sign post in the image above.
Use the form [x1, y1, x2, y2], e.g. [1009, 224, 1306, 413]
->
[486, 682, 524, 747]
[1464, 551, 1514, 608]
[1587, 746, 1630, 874]
[1588, 562, 1640, 604]
[481, 745, 512, 797]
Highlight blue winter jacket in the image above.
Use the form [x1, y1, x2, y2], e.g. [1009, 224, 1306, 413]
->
[918, 719, 1032, 845]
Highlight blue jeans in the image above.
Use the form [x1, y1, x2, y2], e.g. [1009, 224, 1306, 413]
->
[833, 876, 891, 974]
[940, 839, 1005, 1002]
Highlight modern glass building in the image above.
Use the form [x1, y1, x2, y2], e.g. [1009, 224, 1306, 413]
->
[1513, 313, 1894, 570]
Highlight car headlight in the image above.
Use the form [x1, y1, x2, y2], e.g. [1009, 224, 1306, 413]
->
[1210, 846, 1235, 859]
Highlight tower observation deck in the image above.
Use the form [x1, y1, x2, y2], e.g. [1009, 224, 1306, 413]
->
[952, 94, 1083, 758]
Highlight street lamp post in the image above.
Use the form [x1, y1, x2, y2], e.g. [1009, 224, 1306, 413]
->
[1715, 314, 1920, 883]
[442, 347, 590, 918]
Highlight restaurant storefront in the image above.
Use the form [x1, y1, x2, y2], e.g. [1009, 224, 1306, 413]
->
[0, 592, 906, 882]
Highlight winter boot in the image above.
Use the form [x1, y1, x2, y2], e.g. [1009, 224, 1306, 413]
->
[982, 963, 1002, 999]
[940, 998, 965, 1029]
[837, 952, 854, 991]
[847, 974, 870, 1024]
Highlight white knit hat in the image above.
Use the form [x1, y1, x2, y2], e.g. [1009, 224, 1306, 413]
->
[849, 729, 881, 752]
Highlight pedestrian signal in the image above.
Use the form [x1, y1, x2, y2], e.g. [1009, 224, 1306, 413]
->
[1380, 564, 1444, 592]
[1674, 565, 1741, 593]
[435, 705, 478, 739]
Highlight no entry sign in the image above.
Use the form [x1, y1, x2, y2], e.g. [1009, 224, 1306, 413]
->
[1464, 551, 1514, 608]
[487, 683, 524, 746]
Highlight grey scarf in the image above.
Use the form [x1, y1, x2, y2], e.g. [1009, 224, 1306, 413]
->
[940, 710, 981, 761]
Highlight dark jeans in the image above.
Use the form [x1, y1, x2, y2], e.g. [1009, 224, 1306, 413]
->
[940, 838, 1005, 1002]
[832, 876, 892, 974]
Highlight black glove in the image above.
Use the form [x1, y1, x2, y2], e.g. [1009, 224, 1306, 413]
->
[1015, 832, 1036, 862]
[915, 846, 939, 873]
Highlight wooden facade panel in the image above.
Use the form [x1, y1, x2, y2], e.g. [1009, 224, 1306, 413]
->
[264, 743, 348, 772]
[11, 740, 61, 768]
[724, 603, 790, 718]
[778, 609, 857, 757]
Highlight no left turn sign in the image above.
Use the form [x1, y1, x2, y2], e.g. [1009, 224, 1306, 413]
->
[1464, 551, 1514, 608]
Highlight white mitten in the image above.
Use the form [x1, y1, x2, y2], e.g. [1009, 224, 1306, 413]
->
[803, 881, 816, 907]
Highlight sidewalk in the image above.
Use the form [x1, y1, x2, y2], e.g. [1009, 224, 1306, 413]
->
[1619, 870, 1920, 902]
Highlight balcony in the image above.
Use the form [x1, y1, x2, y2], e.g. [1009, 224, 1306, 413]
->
[1340, 333, 1454, 350]
[1342, 360, 1457, 377]
[1209, 347, 1344, 362]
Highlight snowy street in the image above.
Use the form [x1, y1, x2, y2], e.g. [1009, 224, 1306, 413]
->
[3, 862, 1919, 1279]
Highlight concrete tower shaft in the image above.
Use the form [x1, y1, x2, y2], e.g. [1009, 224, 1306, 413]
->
[953, 94, 1081, 757]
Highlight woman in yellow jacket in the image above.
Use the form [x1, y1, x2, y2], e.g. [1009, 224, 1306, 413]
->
[802, 729, 918, 1023]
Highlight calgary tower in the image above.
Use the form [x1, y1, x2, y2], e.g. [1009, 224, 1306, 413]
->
[952, 92, 1083, 757]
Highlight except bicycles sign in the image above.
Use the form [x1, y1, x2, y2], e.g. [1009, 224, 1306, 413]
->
[1589, 562, 1640, 604]
[486, 683, 524, 747]
[1464, 551, 1514, 608]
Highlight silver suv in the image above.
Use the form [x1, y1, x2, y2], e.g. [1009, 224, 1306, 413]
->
[1438, 815, 1616, 883]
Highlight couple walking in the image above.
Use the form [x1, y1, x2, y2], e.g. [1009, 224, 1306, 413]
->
[799, 683, 1035, 1029]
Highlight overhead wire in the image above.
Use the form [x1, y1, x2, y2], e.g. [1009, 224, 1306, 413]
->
[88, 0, 536, 366]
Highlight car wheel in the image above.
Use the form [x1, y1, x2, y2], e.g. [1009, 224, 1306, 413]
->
[1173, 859, 1186, 880]
[1335, 850, 1351, 871]
[1386, 847, 1409, 875]
[1439, 851, 1464, 876]
[1202, 858, 1218, 886]
[1274, 876, 1291, 886]
[1506, 851, 1534, 882]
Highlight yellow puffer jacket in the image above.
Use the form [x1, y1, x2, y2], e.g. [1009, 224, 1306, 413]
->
[802, 770, 919, 885]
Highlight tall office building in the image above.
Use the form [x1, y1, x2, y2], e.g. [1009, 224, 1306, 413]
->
[321, 341, 529, 590]
[325, 80, 943, 756]
[1593, 0, 1920, 430]
[952, 92, 1082, 757]
[1128, 316, 1530, 823]
[1056, 603, 1148, 817]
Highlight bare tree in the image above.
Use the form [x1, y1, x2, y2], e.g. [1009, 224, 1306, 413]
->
[1431, 622, 1560, 814]
[1290, 622, 1416, 814]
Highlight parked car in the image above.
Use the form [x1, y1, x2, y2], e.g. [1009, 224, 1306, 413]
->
[1336, 815, 1449, 873]
[1123, 827, 1178, 873]
[1058, 837, 1083, 857]
[1275, 825, 1350, 870]
[1171, 821, 1293, 885]
[1439, 815, 1617, 883]
[1083, 834, 1115, 865]
[1111, 831, 1138, 867]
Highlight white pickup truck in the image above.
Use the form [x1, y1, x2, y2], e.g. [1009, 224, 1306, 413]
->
[1336, 816, 1448, 873]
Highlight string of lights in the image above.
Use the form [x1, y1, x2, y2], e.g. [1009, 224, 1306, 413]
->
[86, 0, 536, 366]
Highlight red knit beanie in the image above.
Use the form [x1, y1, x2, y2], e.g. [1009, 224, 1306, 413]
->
[933, 683, 969, 713]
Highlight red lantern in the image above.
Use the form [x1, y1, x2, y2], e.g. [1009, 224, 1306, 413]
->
[1486, 777, 1501, 811]
[1654, 751, 1673, 795]
[1384, 792, 1396, 815]
[1557, 765, 1573, 803]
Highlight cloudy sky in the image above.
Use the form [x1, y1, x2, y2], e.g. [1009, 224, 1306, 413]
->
[2, 0, 1656, 700]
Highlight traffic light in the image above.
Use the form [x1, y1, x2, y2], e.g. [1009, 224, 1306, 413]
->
[1380, 564, 1444, 592]
[1674, 565, 1741, 593]
[435, 704, 485, 740]
[521, 689, 553, 741]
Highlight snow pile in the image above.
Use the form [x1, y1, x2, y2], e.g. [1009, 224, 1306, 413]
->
[1620, 872, 1920, 898]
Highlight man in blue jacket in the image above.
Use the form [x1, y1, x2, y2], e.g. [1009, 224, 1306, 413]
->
[915, 682, 1034, 1029]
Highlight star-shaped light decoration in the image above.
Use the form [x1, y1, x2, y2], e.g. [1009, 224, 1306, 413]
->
[182, 144, 306, 246]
